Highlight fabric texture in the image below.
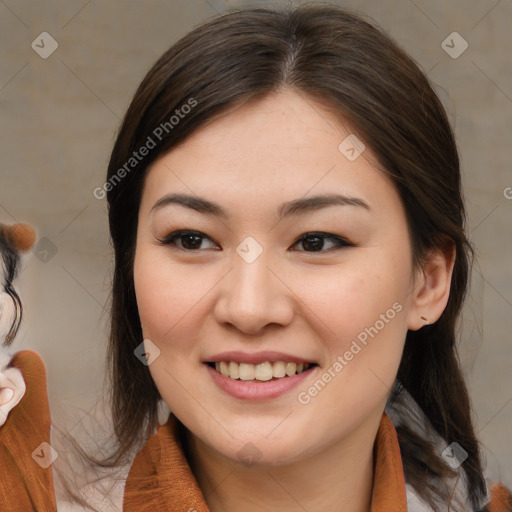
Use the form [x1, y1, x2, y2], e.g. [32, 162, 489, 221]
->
[1, 349, 511, 512]
[0, 350, 57, 512]
[122, 412, 512, 512]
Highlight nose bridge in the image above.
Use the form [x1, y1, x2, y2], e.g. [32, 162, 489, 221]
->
[234, 250, 270, 301]
[215, 237, 292, 333]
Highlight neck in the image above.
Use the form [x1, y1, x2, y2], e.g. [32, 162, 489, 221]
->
[183, 414, 381, 512]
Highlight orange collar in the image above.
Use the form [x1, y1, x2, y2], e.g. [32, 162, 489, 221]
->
[123, 412, 407, 511]
[371, 413, 408, 511]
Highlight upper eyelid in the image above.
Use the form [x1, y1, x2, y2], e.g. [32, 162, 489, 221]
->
[291, 233, 351, 252]
[157, 230, 220, 250]
[159, 230, 351, 250]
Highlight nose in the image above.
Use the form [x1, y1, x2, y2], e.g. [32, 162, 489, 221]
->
[213, 247, 294, 335]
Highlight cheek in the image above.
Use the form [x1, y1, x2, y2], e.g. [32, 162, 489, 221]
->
[296, 256, 411, 402]
[134, 245, 208, 339]
[293, 256, 410, 340]
[294, 271, 408, 418]
[133, 246, 212, 414]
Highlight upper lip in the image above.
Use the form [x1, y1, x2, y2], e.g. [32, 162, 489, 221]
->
[203, 351, 316, 365]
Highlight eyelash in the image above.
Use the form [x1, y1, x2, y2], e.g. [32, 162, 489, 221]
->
[157, 230, 354, 253]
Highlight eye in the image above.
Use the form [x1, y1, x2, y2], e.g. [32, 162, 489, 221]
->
[291, 232, 353, 252]
[157, 230, 220, 251]
[157, 230, 353, 253]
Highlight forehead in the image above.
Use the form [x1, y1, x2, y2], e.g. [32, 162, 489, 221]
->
[141, 90, 400, 217]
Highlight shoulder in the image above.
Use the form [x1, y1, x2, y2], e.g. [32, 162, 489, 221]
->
[385, 388, 512, 512]
[0, 348, 57, 511]
[487, 482, 512, 512]
[0, 348, 48, 425]
[406, 481, 512, 511]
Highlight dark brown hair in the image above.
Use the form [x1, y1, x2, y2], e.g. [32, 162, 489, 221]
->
[104, 4, 488, 510]
[0, 228, 23, 346]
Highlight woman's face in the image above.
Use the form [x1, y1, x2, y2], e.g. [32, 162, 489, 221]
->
[134, 90, 421, 466]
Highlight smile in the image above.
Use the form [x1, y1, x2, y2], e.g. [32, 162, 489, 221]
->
[205, 360, 319, 401]
[207, 361, 316, 381]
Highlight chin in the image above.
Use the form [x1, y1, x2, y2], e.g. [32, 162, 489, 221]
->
[206, 430, 312, 469]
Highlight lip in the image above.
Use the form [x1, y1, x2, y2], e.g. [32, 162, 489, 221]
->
[205, 363, 318, 401]
[203, 351, 316, 365]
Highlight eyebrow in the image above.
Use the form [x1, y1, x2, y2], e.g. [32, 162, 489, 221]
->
[150, 192, 371, 219]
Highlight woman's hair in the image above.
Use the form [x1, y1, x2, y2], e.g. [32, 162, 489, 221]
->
[0, 229, 23, 346]
[104, 3, 487, 510]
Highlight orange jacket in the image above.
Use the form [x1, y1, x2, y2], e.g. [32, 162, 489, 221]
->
[1, 350, 511, 512]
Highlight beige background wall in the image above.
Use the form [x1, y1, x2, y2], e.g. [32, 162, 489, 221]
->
[1, 0, 511, 486]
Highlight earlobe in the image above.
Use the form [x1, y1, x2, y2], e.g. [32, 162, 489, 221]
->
[407, 242, 456, 331]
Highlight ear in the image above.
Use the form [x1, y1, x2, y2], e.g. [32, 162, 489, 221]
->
[407, 241, 456, 331]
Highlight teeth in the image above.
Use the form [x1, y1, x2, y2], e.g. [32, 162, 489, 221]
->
[285, 362, 297, 376]
[239, 363, 255, 381]
[213, 361, 312, 381]
[228, 361, 239, 379]
[273, 361, 286, 378]
[255, 362, 273, 381]
[219, 361, 229, 377]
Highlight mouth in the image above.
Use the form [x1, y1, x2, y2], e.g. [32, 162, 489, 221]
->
[205, 361, 319, 382]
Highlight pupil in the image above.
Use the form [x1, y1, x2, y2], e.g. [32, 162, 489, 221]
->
[303, 235, 323, 251]
[183, 234, 201, 249]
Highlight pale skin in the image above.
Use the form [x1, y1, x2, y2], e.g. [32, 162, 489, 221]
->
[133, 90, 455, 512]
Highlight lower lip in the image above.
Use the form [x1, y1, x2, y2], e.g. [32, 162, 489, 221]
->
[205, 364, 317, 401]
